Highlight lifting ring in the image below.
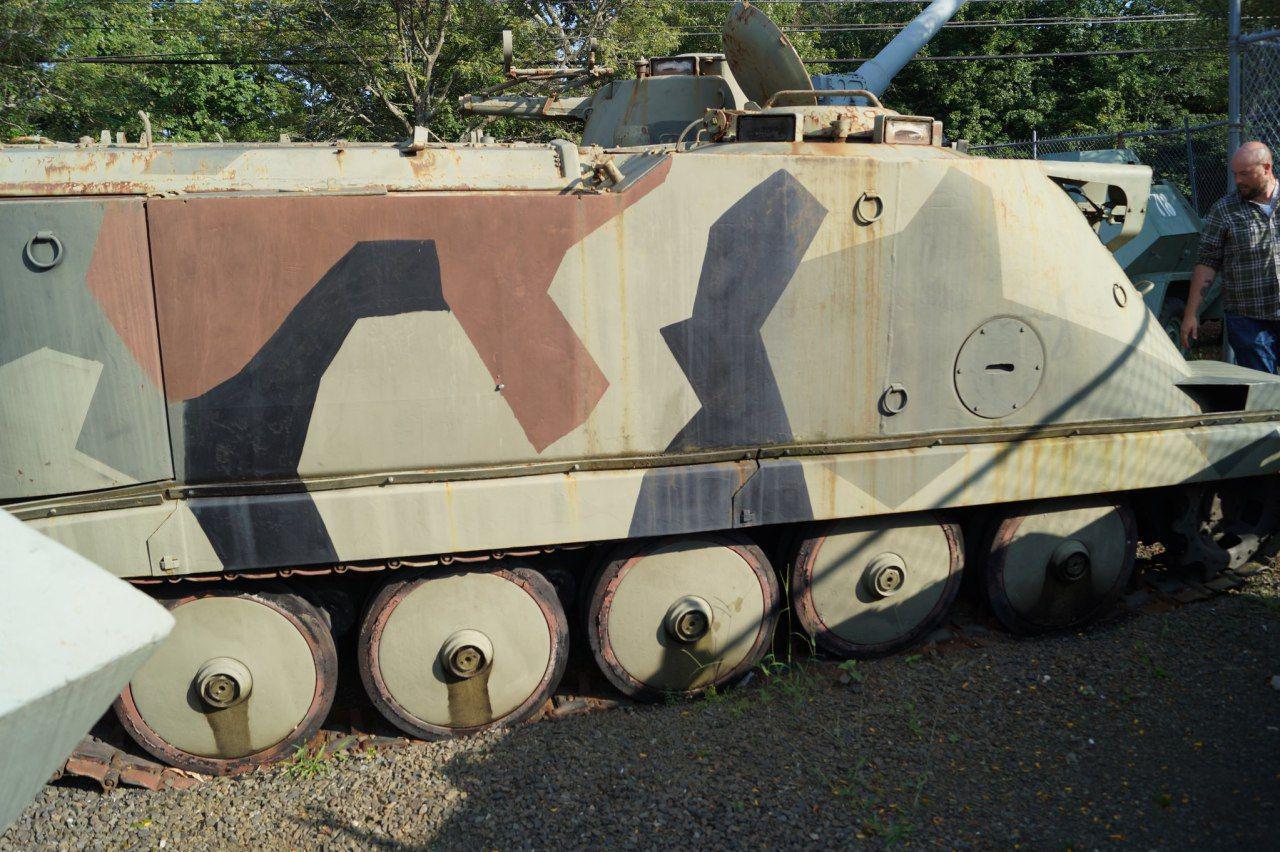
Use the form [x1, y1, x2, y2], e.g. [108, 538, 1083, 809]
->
[24, 231, 64, 270]
[854, 191, 883, 225]
[880, 382, 909, 415]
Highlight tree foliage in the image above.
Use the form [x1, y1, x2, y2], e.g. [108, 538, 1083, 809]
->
[1, 0, 306, 141]
[1, 0, 1274, 145]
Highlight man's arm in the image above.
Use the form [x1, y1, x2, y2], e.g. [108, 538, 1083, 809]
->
[1181, 263, 1217, 349]
[1183, 204, 1228, 349]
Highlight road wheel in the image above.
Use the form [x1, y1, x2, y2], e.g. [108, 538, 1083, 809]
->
[791, 513, 963, 658]
[359, 566, 568, 739]
[585, 533, 779, 700]
[982, 498, 1136, 635]
[115, 587, 337, 775]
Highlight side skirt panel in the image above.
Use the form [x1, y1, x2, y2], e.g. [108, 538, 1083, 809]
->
[25, 421, 1280, 579]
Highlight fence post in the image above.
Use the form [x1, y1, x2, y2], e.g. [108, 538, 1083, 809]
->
[1031, 129, 1038, 159]
[1229, 0, 1242, 177]
[1184, 116, 1200, 212]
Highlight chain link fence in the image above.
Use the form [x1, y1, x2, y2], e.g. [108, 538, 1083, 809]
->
[969, 30, 1277, 219]
[970, 122, 1230, 218]
[1243, 31, 1280, 157]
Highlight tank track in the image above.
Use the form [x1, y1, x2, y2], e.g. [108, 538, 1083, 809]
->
[57, 560, 1256, 792]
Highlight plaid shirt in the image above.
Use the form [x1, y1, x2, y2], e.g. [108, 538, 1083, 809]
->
[1197, 183, 1280, 319]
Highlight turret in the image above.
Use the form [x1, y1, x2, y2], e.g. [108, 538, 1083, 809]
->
[459, 2, 962, 148]
[461, 51, 750, 147]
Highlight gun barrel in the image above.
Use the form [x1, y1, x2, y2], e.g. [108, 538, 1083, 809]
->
[813, 0, 967, 99]
[459, 94, 592, 121]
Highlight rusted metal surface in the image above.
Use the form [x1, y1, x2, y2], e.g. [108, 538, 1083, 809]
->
[125, 546, 571, 586]
[0, 142, 579, 197]
[791, 513, 964, 658]
[51, 555, 1259, 793]
[982, 498, 1139, 635]
[6, 0, 1280, 787]
[60, 737, 202, 791]
[721, 0, 812, 106]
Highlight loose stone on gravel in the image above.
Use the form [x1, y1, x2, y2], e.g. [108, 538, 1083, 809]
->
[4, 570, 1278, 850]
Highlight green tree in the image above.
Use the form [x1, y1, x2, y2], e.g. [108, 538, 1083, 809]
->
[1, 0, 307, 141]
[659, 0, 1246, 144]
[3, 0, 1275, 145]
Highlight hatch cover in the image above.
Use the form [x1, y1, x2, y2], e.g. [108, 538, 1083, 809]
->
[722, 1, 813, 106]
[953, 317, 1045, 419]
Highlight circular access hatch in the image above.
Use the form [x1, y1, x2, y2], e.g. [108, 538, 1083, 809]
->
[953, 317, 1045, 419]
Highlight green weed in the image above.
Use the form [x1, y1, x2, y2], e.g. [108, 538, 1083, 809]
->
[838, 659, 866, 684]
[285, 740, 349, 780]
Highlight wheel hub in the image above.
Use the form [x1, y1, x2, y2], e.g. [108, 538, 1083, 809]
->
[1050, 539, 1091, 583]
[439, 629, 494, 679]
[194, 657, 253, 709]
[665, 596, 714, 644]
[863, 553, 907, 598]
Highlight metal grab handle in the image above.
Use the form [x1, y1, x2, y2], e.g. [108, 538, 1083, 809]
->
[24, 230, 64, 270]
[763, 88, 884, 109]
[1134, 279, 1156, 296]
[880, 382, 909, 415]
[854, 191, 884, 225]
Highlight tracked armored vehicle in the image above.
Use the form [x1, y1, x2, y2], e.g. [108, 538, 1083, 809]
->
[3, 1, 1279, 775]
[1040, 148, 1225, 351]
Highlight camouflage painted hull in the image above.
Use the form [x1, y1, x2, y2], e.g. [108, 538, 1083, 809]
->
[4, 136, 1280, 773]
[4, 141, 1278, 579]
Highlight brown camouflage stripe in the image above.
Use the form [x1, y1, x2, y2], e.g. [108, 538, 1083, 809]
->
[85, 203, 164, 388]
[149, 159, 671, 452]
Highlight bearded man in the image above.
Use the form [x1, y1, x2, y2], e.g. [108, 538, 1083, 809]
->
[1182, 141, 1280, 372]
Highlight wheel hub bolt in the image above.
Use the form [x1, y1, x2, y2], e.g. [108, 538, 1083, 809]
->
[1051, 540, 1091, 583]
[864, 553, 907, 598]
[194, 657, 253, 709]
[665, 596, 713, 644]
[440, 629, 494, 679]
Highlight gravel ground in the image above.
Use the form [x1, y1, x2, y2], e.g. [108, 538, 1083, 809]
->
[5, 569, 1278, 851]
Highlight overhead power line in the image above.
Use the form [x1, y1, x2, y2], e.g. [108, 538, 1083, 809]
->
[11, 42, 1223, 67]
[44, 0, 1123, 4]
[23, 12, 1251, 39]
[16, 56, 363, 66]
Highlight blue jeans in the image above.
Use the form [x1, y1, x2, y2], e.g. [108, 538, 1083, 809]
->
[1225, 315, 1280, 374]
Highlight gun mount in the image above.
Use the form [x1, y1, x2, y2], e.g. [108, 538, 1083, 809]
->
[462, 51, 751, 147]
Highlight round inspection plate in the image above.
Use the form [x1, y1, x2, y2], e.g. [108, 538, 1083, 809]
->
[954, 317, 1045, 419]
